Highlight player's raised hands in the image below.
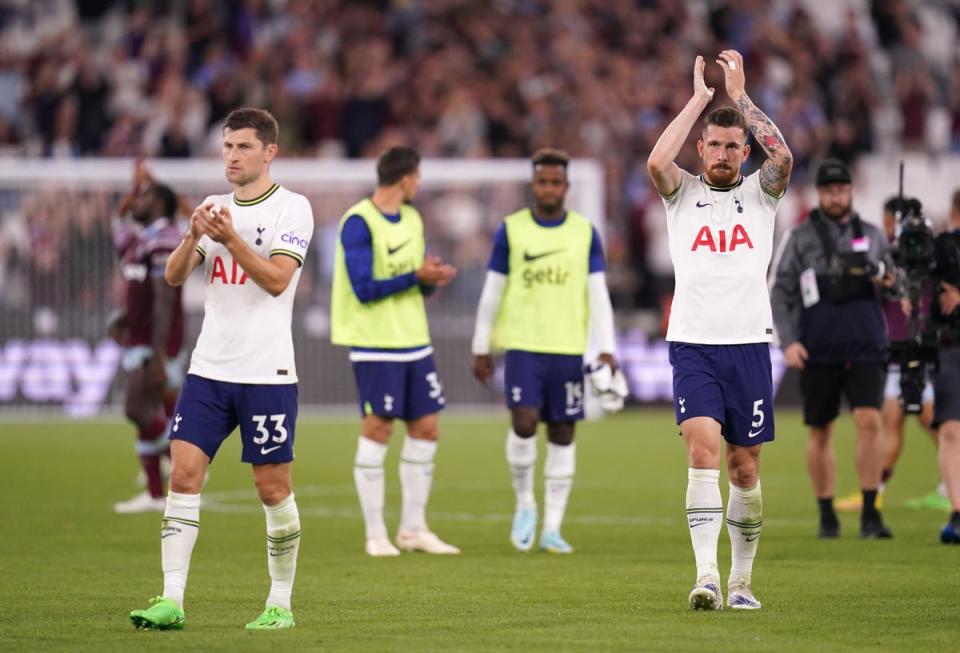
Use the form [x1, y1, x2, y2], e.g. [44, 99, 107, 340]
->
[416, 254, 457, 286]
[693, 55, 715, 100]
[188, 202, 215, 239]
[205, 204, 240, 244]
[716, 50, 746, 99]
[132, 157, 153, 191]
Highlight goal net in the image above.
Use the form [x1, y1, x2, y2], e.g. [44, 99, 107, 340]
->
[0, 157, 604, 416]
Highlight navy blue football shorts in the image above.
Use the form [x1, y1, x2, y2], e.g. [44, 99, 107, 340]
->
[351, 353, 446, 421]
[169, 374, 298, 464]
[668, 342, 774, 446]
[504, 349, 585, 423]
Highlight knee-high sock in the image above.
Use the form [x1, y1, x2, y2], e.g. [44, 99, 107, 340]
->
[399, 437, 437, 533]
[161, 491, 201, 608]
[543, 442, 575, 533]
[686, 468, 722, 581]
[264, 494, 300, 611]
[353, 436, 388, 540]
[726, 480, 762, 587]
[506, 429, 537, 510]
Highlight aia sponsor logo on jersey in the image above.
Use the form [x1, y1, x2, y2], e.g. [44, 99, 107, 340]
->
[211, 255, 248, 285]
[690, 224, 754, 253]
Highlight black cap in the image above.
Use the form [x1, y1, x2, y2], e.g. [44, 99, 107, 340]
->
[815, 159, 852, 186]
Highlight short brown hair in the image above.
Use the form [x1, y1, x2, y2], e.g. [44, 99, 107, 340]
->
[532, 147, 570, 170]
[223, 108, 279, 146]
[377, 147, 421, 186]
[702, 107, 748, 138]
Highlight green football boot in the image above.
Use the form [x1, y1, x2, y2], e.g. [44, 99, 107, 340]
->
[129, 596, 185, 630]
[245, 606, 295, 630]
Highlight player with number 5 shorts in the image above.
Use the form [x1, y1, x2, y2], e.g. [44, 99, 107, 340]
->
[331, 146, 460, 557]
[129, 108, 313, 631]
[647, 51, 793, 611]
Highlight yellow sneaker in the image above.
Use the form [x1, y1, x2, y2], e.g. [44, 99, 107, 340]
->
[834, 490, 862, 512]
[835, 489, 884, 512]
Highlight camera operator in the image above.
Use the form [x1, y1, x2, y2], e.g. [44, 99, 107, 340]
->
[932, 188, 960, 544]
[834, 197, 941, 514]
[771, 159, 894, 540]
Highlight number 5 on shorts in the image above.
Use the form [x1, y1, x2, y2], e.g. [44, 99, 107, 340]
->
[252, 414, 288, 444]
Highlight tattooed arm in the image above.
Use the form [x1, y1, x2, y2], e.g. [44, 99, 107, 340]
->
[717, 49, 793, 198]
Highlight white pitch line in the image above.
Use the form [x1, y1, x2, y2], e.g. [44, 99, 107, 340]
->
[201, 485, 805, 526]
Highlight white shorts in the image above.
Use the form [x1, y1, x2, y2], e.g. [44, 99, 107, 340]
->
[884, 364, 934, 403]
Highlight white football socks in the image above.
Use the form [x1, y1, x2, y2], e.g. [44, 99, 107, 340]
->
[506, 429, 537, 510]
[264, 494, 300, 611]
[726, 480, 762, 587]
[399, 436, 437, 534]
[161, 491, 201, 608]
[686, 468, 722, 582]
[543, 442, 575, 534]
[353, 436, 388, 540]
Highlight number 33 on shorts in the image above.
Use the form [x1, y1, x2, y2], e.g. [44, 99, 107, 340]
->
[251, 414, 289, 456]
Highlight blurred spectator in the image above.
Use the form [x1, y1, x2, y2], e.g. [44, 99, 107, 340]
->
[0, 0, 954, 312]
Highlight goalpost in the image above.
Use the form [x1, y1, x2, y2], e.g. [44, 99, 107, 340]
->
[0, 157, 604, 416]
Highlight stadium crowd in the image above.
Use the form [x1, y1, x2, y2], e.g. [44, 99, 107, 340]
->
[0, 0, 959, 314]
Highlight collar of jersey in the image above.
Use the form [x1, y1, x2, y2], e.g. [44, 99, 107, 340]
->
[699, 174, 744, 192]
[368, 198, 402, 224]
[233, 183, 280, 206]
[530, 208, 567, 228]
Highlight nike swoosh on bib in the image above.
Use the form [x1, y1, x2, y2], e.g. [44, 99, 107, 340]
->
[387, 239, 411, 255]
[523, 248, 565, 262]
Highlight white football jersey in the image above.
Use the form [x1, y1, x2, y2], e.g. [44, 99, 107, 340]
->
[189, 184, 314, 383]
[663, 169, 779, 344]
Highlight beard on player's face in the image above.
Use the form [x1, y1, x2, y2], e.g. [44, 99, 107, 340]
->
[703, 160, 739, 186]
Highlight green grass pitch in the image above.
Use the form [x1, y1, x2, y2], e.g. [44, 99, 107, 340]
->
[0, 410, 957, 652]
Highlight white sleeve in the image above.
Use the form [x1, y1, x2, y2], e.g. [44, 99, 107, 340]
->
[661, 168, 691, 210]
[588, 272, 617, 355]
[471, 271, 507, 355]
[269, 195, 314, 266]
[195, 234, 212, 260]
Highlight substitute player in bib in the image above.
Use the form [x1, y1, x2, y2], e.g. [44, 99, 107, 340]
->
[129, 108, 313, 631]
[647, 51, 792, 610]
[110, 163, 186, 513]
[331, 146, 460, 557]
[471, 148, 619, 554]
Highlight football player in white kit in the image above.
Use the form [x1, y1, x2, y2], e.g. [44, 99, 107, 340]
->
[129, 109, 313, 631]
[646, 51, 792, 611]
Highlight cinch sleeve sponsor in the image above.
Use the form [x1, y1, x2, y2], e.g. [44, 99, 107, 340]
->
[269, 196, 314, 266]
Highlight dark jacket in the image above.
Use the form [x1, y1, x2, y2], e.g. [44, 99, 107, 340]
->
[770, 209, 893, 363]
